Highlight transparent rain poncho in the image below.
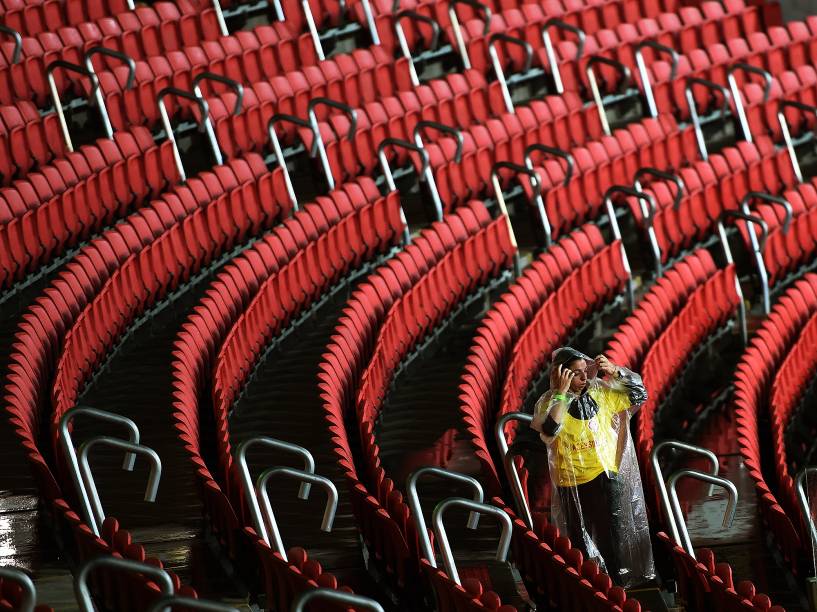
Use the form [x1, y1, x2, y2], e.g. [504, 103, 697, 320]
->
[532, 347, 655, 588]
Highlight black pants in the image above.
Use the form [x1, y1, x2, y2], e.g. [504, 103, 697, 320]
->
[557, 471, 625, 581]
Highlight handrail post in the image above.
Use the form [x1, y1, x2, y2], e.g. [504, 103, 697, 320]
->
[236, 436, 317, 545]
[291, 588, 385, 612]
[667, 469, 738, 559]
[256, 467, 338, 560]
[75, 556, 173, 612]
[406, 467, 484, 567]
[58, 406, 141, 537]
[0, 567, 35, 612]
[495, 412, 534, 528]
[78, 437, 162, 533]
[432, 498, 512, 585]
[650, 440, 720, 546]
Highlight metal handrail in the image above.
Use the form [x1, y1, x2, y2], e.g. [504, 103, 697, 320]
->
[718, 208, 771, 314]
[727, 63, 772, 143]
[291, 588, 385, 612]
[777, 99, 817, 184]
[448, 0, 491, 70]
[0, 567, 35, 612]
[635, 40, 678, 118]
[236, 436, 316, 545]
[84, 47, 136, 140]
[667, 469, 738, 559]
[685, 77, 731, 161]
[147, 596, 239, 612]
[432, 498, 512, 585]
[524, 144, 574, 187]
[412, 120, 462, 223]
[406, 467, 484, 567]
[740, 193, 792, 311]
[601, 187, 641, 310]
[157, 87, 219, 183]
[607, 185, 661, 277]
[488, 33, 533, 114]
[796, 467, 817, 555]
[75, 556, 173, 612]
[58, 406, 141, 537]
[0, 25, 22, 65]
[303, 0, 378, 60]
[717, 210, 765, 341]
[650, 440, 720, 546]
[256, 467, 338, 560]
[633, 167, 685, 212]
[46, 60, 101, 152]
[542, 19, 585, 95]
[78, 436, 162, 535]
[586, 55, 632, 136]
[307, 97, 357, 192]
[495, 412, 534, 528]
[394, 10, 442, 87]
[193, 72, 244, 116]
[378, 138, 432, 245]
[492, 161, 547, 265]
[268, 113, 318, 212]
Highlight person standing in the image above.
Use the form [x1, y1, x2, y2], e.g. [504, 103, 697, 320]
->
[531, 346, 654, 586]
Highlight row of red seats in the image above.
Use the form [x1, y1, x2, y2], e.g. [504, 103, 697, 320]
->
[0, 1, 221, 77]
[387, 0, 644, 66]
[318, 201, 496, 591]
[0, 125, 162, 219]
[51, 153, 289, 417]
[0, 26, 279, 107]
[0, 0, 781, 176]
[0, 133, 181, 292]
[210, 183, 401, 463]
[453, 0, 764, 84]
[0, 32, 797, 222]
[459, 223, 607, 496]
[733, 274, 817, 569]
[607, 248, 719, 368]
[417, 114, 692, 216]
[751, 188, 817, 288]
[396, 0, 642, 57]
[0, 111, 161, 188]
[372, 0, 680, 32]
[353, 216, 518, 610]
[635, 265, 740, 465]
[0, 0, 198, 38]
[525, 117, 771, 240]
[623, 136, 801, 269]
[657, 532, 784, 612]
[505, 501, 641, 612]
[499, 239, 627, 417]
[171, 176, 403, 611]
[0, 10, 792, 241]
[642, 19, 817, 119]
[769, 299, 817, 548]
[628, 265, 784, 610]
[1, 159, 273, 610]
[11, 0, 772, 177]
[485, 241, 636, 611]
[43, 155, 295, 608]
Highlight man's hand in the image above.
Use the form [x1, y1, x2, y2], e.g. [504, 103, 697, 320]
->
[595, 354, 618, 377]
[551, 364, 575, 395]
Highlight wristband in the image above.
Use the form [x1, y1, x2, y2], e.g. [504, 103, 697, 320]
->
[552, 393, 567, 401]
